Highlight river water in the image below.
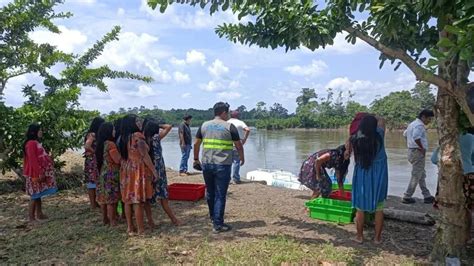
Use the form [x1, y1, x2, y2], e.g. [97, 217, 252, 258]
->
[159, 127, 438, 197]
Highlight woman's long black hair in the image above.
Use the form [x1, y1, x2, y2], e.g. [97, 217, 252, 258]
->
[351, 115, 382, 169]
[114, 117, 123, 145]
[144, 121, 160, 161]
[118, 114, 140, 160]
[23, 124, 41, 155]
[85, 117, 105, 142]
[95, 122, 114, 172]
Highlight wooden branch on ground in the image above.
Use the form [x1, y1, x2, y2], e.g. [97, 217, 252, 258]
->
[384, 208, 436, 226]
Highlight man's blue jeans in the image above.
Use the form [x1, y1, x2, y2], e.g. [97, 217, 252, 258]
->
[202, 164, 231, 228]
[179, 145, 192, 173]
[231, 149, 241, 182]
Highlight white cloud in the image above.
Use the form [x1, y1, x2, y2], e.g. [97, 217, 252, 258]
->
[173, 71, 191, 83]
[169, 57, 186, 67]
[69, 0, 96, 4]
[181, 92, 192, 98]
[217, 91, 242, 100]
[200, 80, 222, 92]
[229, 80, 240, 89]
[134, 85, 161, 98]
[144, 60, 172, 83]
[208, 59, 229, 78]
[186, 50, 206, 65]
[30, 25, 87, 53]
[285, 60, 328, 77]
[117, 8, 125, 16]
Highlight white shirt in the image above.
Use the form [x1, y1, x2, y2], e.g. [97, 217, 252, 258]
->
[403, 118, 428, 149]
[228, 118, 249, 140]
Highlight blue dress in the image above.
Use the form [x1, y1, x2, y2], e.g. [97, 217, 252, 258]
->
[352, 128, 388, 212]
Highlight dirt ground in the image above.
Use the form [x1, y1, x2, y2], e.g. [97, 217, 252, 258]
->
[0, 151, 473, 264]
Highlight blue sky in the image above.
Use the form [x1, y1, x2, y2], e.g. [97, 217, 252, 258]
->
[2, 0, 431, 113]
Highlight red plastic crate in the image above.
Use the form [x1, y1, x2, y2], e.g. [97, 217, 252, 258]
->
[329, 190, 352, 201]
[168, 183, 206, 201]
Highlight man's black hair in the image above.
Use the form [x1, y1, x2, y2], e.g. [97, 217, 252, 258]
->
[418, 109, 434, 119]
[213, 102, 230, 116]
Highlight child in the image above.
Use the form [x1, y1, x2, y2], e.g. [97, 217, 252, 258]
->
[96, 122, 121, 226]
[84, 117, 105, 210]
[23, 124, 58, 222]
[144, 121, 182, 226]
[119, 115, 158, 235]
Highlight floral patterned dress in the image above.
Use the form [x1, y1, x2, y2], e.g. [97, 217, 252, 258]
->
[151, 134, 169, 201]
[120, 132, 153, 204]
[23, 140, 57, 200]
[84, 133, 99, 189]
[97, 141, 121, 205]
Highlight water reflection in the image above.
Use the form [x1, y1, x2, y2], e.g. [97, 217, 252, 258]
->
[161, 128, 438, 197]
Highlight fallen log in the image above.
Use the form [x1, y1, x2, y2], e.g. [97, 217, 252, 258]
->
[383, 208, 436, 226]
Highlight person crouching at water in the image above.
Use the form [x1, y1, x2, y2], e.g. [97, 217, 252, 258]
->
[119, 115, 159, 235]
[298, 145, 350, 199]
[95, 122, 121, 226]
[351, 115, 388, 244]
[23, 124, 58, 223]
[84, 117, 105, 210]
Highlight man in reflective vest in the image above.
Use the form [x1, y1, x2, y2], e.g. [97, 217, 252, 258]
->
[193, 102, 245, 233]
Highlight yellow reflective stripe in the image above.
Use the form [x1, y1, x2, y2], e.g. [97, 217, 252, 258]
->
[203, 138, 233, 145]
[203, 144, 234, 150]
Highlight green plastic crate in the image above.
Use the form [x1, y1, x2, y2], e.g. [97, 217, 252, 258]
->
[331, 183, 352, 191]
[305, 198, 355, 224]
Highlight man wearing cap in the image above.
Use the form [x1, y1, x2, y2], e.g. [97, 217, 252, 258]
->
[178, 114, 193, 176]
[193, 102, 244, 233]
[228, 110, 251, 184]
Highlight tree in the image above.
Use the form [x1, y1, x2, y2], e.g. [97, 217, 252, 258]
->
[149, 0, 474, 259]
[412, 82, 436, 110]
[254, 101, 269, 119]
[296, 88, 317, 107]
[269, 103, 288, 118]
[371, 91, 420, 129]
[0, 1, 152, 175]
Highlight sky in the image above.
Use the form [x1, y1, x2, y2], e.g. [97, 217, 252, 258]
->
[1, 0, 448, 114]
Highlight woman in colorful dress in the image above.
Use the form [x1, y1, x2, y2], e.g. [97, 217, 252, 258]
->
[298, 145, 350, 199]
[96, 122, 121, 226]
[84, 117, 105, 210]
[23, 124, 57, 222]
[144, 121, 182, 226]
[119, 115, 158, 235]
[351, 115, 388, 244]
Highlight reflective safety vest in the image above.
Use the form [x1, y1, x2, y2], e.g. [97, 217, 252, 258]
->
[200, 118, 234, 165]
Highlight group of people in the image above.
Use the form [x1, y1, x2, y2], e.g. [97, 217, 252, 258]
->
[20, 102, 473, 242]
[21, 102, 248, 234]
[298, 109, 474, 244]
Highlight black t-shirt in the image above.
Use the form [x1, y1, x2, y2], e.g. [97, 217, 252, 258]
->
[178, 122, 192, 145]
[196, 124, 240, 141]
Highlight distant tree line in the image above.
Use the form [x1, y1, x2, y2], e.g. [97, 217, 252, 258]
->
[106, 82, 435, 130]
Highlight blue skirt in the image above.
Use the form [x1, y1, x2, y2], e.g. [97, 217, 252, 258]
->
[352, 159, 388, 212]
[31, 187, 58, 200]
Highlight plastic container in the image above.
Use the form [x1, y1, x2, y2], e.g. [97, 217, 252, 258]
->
[305, 198, 355, 224]
[329, 190, 352, 201]
[168, 183, 206, 201]
[331, 183, 352, 191]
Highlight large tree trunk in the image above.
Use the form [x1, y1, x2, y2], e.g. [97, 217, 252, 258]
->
[431, 87, 468, 261]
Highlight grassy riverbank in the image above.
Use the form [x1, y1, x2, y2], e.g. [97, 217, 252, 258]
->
[0, 152, 472, 264]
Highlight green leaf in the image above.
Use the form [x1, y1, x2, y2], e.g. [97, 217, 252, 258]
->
[148, 0, 158, 9]
[427, 58, 439, 67]
[159, 2, 168, 13]
[444, 25, 465, 35]
[437, 37, 455, 48]
[222, 0, 230, 11]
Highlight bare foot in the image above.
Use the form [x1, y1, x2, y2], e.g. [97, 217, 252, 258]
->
[374, 239, 382, 245]
[36, 214, 48, 220]
[172, 219, 183, 226]
[353, 236, 364, 244]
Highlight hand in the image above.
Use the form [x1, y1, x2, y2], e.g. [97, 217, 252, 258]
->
[240, 157, 245, 166]
[419, 147, 426, 154]
[241, 139, 247, 145]
[344, 150, 351, 160]
[193, 160, 202, 171]
[180, 144, 186, 150]
[315, 172, 321, 181]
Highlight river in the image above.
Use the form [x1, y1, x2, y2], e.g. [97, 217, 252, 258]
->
[159, 127, 438, 197]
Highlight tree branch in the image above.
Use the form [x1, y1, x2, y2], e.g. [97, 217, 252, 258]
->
[344, 26, 449, 89]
